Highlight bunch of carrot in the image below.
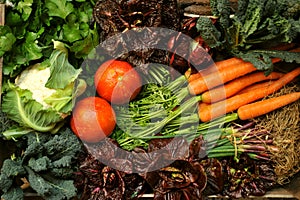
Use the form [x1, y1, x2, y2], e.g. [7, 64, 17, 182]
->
[186, 51, 300, 123]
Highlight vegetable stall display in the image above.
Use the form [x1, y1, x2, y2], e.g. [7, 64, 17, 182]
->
[0, 0, 300, 200]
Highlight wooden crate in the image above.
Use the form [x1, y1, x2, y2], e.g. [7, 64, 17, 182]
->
[0, 2, 299, 200]
[0, 4, 4, 104]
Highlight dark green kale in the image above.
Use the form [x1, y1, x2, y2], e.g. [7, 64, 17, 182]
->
[0, 127, 83, 200]
[0, 173, 13, 193]
[198, 0, 300, 73]
[1, 187, 23, 200]
[196, 17, 223, 48]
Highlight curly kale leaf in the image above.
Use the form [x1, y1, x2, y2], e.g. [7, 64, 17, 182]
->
[26, 166, 53, 196]
[28, 156, 51, 172]
[240, 50, 300, 75]
[0, 174, 13, 193]
[1, 187, 23, 200]
[49, 167, 75, 179]
[52, 156, 73, 168]
[1, 159, 26, 177]
[209, 0, 231, 28]
[26, 166, 77, 200]
[196, 17, 224, 48]
[44, 127, 83, 160]
[0, 128, 82, 200]
[206, 0, 300, 72]
[42, 175, 77, 200]
[0, 157, 26, 199]
[229, 0, 299, 48]
[22, 140, 44, 160]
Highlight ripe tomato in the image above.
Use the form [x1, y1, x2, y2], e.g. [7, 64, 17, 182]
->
[94, 59, 142, 105]
[70, 97, 116, 143]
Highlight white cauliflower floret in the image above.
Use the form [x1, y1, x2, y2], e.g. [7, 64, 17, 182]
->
[15, 64, 56, 109]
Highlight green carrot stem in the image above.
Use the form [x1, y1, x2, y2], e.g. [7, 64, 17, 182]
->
[130, 95, 202, 138]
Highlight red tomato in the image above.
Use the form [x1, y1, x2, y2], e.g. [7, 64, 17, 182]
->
[70, 97, 116, 143]
[94, 59, 142, 105]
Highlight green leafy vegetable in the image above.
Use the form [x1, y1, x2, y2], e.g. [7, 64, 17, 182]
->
[1, 0, 99, 77]
[1, 187, 23, 200]
[0, 128, 83, 200]
[1, 41, 83, 137]
[45, 0, 74, 19]
[0, 26, 16, 57]
[196, 17, 223, 48]
[197, 0, 300, 72]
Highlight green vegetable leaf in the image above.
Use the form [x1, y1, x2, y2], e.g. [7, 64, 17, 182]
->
[196, 16, 223, 48]
[209, 0, 231, 28]
[239, 52, 274, 74]
[49, 168, 74, 179]
[43, 176, 77, 200]
[45, 0, 74, 19]
[239, 50, 300, 75]
[0, 128, 81, 200]
[1, 187, 23, 200]
[44, 128, 82, 159]
[28, 156, 51, 172]
[0, 26, 16, 57]
[51, 156, 72, 168]
[1, 159, 26, 177]
[2, 82, 62, 133]
[45, 41, 82, 89]
[239, 3, 262, 39]
[0, 174, 13, 193]
[22, 140, 44, 159]
[62, 22, 82, 43]
[69, 27, 99, 58]
[16, 0, 34, 21]
[44, 82, 74, 113]
[19, 32, 43, 63]
[26, 166, 52, 196]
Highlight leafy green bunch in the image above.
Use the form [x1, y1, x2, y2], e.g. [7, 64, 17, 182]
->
[0, 127, 83, 200]
[196, 0, 300, 73]
[0, 0, 99, 77]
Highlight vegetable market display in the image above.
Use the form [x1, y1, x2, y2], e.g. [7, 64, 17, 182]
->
[0, 0, 300, 200]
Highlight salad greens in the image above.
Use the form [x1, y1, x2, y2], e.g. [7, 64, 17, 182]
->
[0, 0, 99, 78]
[197, 0, 300, 73]
[1, 41, 84, 138]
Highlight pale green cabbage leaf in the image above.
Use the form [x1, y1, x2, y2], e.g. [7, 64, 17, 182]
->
[2, 41, 83, 137]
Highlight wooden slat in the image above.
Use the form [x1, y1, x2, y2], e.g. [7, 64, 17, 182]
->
[0, 4, 4, 104]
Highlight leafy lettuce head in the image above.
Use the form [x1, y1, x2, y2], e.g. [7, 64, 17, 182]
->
[2, 41, 86, 136]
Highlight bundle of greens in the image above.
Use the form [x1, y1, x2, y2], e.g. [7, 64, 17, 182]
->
[196, 0, 300, 73]
[0, 127, 83, 200]
[0, 0, 99, 78]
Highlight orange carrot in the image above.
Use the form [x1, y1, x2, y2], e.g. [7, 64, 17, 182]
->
[187, 47, 300, 83]
[237, 92, 300, 120]
[198, 67, 300, 122]
[188, 57, 283, 96]
[201, 71, 284, 103]
[237, 81, 275, 95]
[187, 57, 244, 82]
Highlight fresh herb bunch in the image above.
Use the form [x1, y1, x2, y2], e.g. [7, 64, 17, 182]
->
[0, 127, 83, 200]
[196, 0, 300, 74]
[0, 0, 99, 78]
